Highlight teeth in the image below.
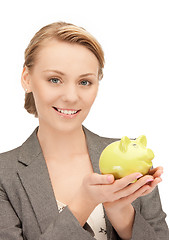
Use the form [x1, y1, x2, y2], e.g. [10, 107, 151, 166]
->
[57, 108, 78, 115]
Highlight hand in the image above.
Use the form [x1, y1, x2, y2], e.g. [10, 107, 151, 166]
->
[102, 167, 163, 240]
[68, 172, 154, 226]
[148, 166, 163, 178]
[140, 166, 163, 196]
[69, 173, 117, 226]
[79, 172, 152, 207]
[103, 166, 163, 211]
[68, 168, 163, 227]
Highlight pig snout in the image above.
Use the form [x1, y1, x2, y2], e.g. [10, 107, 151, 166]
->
[147, 148, 154, 161]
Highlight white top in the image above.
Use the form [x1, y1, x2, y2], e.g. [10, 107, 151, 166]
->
[57, 200, 107, 240]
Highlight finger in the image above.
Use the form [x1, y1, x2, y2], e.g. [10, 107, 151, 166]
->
[129, 184, 151, 201]
[153, 169, 163, 178]
[148, 170, 163, 179]
[142, 176, 162, 189]
[149, 166, 163, 177]
[114, 176, 162, 204]
[84, 173, 115, 186]
[114, 174, 153, 200]
[118, 184, 151, 205]
[136, 175, 154, 186]
[113, 172, 143, 192]
[141, 177, 162, 196]
[123, 175, 161, 202]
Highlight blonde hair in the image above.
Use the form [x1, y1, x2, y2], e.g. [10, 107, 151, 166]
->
[23, 22, 105, 117]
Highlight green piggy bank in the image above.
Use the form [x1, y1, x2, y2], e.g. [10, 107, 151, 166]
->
[99, 135, 154, 179]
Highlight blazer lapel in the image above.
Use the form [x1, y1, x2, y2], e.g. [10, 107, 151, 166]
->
[17, 126, 116, 239]
[17, 127, 59, 233]
[82, 126, 113, 174]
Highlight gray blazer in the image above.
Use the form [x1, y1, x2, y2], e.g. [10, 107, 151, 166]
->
[0, 126, 168, 240]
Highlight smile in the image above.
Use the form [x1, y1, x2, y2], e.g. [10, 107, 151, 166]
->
[52, 107, 81, 118]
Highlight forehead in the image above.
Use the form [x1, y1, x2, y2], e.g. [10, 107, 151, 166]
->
[34, 40, 99, 74]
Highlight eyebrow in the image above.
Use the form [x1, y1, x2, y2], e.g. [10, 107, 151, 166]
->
[42, 69, 97, 78]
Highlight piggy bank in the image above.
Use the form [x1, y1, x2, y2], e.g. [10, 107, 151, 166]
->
[99, 135, 154, 179]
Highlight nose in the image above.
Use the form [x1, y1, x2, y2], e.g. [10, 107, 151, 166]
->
[61, 84, 79, 103]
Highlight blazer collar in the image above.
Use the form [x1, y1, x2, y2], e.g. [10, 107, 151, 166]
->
[17, 125, 113, 237]
[18, 127, 41, 166]
[18, 125, 106, 173]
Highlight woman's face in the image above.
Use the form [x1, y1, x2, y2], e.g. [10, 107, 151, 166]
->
[23, 40, 99, 133]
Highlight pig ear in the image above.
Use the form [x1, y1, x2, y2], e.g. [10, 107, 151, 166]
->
[119, 136, 131, 152]
[136, 135, 147, 147]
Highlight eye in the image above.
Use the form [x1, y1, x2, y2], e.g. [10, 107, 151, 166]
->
[49, 78, 61, 84]
[80, 80, 91, 86]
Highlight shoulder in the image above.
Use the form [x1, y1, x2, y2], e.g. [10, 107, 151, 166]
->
[83, 125, 120, 149]
[0, 146, 22, 188]
[0, 127, 39, 179]
[0, 146, 21, 169]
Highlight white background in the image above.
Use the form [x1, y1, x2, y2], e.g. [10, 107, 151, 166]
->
[0, 0, 169, 225]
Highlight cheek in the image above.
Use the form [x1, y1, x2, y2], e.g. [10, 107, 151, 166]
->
[83, 88, 98, 108]
[91, 86, 99, 101]
[32, 84, 56, 107]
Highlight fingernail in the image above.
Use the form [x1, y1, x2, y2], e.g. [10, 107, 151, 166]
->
[136, 174, 143, 179]
[107, 175, 113, 182]
[146, 179, 154, 183]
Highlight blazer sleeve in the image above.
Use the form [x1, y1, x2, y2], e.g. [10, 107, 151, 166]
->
[38, 206, 96, 240]
[0, 185, 96, 240]
[131, 186, 169, 240]
[0, 186, 23, 239]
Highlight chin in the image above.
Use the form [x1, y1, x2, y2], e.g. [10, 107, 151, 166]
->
[52, 121, 83, 134]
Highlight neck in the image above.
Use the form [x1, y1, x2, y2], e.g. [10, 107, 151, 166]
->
[37, 123, 88, 160]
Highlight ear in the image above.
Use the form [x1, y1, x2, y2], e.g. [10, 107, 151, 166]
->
[21, 67, 32, 93]
[119, 136, 131, 152]
[136, 135, 147, 147]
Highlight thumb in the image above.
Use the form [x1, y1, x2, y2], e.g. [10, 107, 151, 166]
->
[106, 174, 115, 183]
[84, 173, 115, 185]
[93, 173, 115, 184]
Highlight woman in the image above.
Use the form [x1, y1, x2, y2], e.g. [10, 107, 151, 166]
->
[0, 22, 168, 240]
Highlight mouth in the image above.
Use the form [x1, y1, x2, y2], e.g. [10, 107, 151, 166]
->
[52, 107, 81, 117]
